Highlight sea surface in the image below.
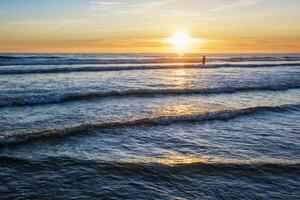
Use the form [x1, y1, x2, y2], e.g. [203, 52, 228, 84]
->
[0, 53, 299, 199]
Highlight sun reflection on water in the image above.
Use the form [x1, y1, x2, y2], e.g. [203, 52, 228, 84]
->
[162, 68, 191, 89]
[160, 103, 197, 116]
[154, 153, 209, 165]
[120, 153, 299, 166]
[123, 152, 210, 166]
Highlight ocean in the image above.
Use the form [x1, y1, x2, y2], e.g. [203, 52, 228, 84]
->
[0, 53, 299, 199]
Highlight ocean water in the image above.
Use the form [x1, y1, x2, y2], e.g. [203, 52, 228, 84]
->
[0, 53, 299, 199]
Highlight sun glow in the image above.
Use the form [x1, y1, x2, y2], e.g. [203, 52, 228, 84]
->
[167, 31, 200, 54]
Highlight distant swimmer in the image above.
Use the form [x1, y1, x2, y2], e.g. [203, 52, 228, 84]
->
[202, 56, 206, 65]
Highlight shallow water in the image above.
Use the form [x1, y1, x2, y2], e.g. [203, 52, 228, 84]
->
[0, 53, 299, 199]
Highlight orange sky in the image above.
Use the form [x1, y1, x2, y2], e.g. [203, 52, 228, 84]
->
[1, 38, 300, 53]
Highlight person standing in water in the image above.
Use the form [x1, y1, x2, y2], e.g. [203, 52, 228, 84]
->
[202, 56, 206, 65]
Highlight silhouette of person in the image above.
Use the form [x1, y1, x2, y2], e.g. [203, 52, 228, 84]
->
[202, 56, 206, 65]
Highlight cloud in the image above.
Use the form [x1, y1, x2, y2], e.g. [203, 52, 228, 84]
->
[210, 0, 264, 11]
[90, 1, 122, 11]
[89, 0, 264, 18]
[89, 0, 176, 15]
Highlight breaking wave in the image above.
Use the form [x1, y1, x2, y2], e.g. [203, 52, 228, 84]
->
[0, 62, 299, 75]
[1, 83, 299, 108]
[1, 103, 299, 145]
[0, 55, 63, 60]
[1, 55, 300, 65]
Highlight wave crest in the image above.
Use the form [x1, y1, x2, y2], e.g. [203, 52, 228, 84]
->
[1, 155, 299, 176]
[0, 63, 299, 75]
[1, 103, 299, 145]
[1, 83, 300, 108]
[1, 55, 300, 65]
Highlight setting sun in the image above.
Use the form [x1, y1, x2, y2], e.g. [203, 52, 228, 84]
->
[167, 31, 202, 54]
[168, 31, 193, 54]
[168, 32, 192, 47]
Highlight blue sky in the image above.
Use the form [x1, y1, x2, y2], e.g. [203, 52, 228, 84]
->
[1, 0, 299, 26]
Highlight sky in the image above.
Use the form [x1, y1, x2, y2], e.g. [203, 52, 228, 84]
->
[0, 0, 300, 53]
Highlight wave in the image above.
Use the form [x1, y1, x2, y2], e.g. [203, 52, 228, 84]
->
[0, 56, 19, 60]
[1, 155, 299, 176]
[0, 62, 299, 75]
[1, 83, 299, 108]
[1, 103, 299, 145]
[1, 55, 300, 65]
[0, 55, 63, 61]
[0, 57, 201, 65]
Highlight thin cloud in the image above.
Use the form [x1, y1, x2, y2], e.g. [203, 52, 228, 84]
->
[89, 0, 264, 18]
[89, 0, 176, 15]
[210, 0, 264, 12]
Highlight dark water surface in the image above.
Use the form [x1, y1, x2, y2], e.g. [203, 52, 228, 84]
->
[0, 53, 299, 199]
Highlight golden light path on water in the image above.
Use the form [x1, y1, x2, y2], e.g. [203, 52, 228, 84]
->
[120, 153, 300, 166]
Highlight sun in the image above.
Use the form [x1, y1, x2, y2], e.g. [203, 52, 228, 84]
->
[167, 31, 195, 54]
